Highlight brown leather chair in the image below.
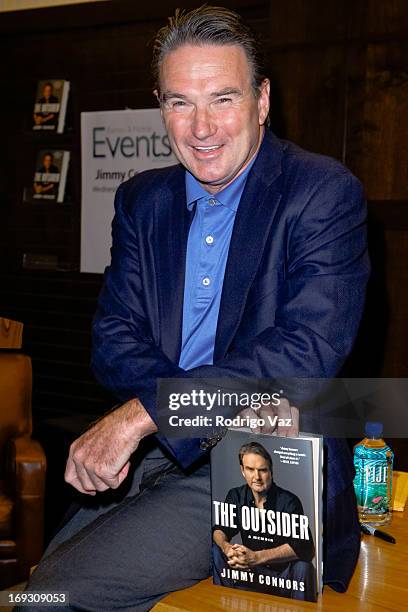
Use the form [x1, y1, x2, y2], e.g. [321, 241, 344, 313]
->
[0, 319, 46, 588]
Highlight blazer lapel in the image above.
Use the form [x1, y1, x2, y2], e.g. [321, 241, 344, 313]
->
[214, 131, 284, 361]
[155, 166, 194, 363]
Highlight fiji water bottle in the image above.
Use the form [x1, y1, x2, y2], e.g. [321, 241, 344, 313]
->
[353, 422, 393, 525]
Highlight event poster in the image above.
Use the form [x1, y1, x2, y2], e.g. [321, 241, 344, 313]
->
[80, 109, 177, 273]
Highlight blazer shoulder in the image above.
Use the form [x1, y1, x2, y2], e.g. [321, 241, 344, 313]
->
[276, 139, 365, 221]
[280, 139, 362, 188]
[115, 162, 184, 214]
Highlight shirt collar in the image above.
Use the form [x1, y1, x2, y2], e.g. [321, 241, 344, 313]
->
[185, 144, 260, 212]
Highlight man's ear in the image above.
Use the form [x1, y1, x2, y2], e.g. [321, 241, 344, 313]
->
[258, 78, 270, 126]
[153, 89, 164, 120]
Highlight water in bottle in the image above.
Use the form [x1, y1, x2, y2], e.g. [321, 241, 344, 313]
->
[353, 422, 393, 525]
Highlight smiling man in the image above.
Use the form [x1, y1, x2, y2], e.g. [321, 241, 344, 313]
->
[157, 43, 269, 190]
[21, 6, 369, 611]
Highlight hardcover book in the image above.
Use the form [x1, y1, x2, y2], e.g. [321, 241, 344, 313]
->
[211, 429, 323, 602]
[32, 79, 70, 133]
[31, 149, 70, 203]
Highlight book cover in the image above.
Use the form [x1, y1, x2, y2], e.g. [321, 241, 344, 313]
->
[32, 79, 70, 133]
[211, 429, 323, 602]
[32, 149, 70, 203]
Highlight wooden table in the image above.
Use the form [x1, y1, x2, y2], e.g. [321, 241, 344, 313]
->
[154, 510, 407, 611]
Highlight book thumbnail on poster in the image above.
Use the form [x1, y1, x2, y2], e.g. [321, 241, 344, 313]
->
[32, 149, 70, 203]
[211, 429, 323, 603]
[32, 79, 70, 133]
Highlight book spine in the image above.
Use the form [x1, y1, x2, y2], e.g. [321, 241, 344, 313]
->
[57, 151, 70, 203]
[57, 81, 70, 134]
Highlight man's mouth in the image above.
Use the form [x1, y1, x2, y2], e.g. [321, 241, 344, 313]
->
[191, 144, 223, 154]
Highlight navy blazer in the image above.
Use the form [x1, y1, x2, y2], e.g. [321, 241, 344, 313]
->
[92, 129, 370, 590]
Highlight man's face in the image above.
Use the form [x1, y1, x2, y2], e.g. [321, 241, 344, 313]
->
[43, 155, 53, 170]
[43, 85, 53, 99]
[158, 44, 270, 194]
[240, 453, 272, 495]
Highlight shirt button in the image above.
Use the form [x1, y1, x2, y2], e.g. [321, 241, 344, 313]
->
[205, 235, 214, 245]
[209, 198, 216, 206]
[202, 277, 211, 286]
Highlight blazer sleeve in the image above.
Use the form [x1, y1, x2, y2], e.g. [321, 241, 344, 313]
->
[92, 183, 205, 461]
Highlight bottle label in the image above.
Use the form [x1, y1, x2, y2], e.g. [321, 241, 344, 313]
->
[354, 459, 391, 514]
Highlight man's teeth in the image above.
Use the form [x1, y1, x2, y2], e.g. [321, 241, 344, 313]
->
[194, 145, 222, 151]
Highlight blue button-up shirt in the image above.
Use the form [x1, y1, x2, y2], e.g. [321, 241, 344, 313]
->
[179, 156, 257, 370]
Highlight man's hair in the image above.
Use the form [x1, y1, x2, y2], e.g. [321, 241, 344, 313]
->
[238, 442, 272, 470]
[151, 5, 267, 96]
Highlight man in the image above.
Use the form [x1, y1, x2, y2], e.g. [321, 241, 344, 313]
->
[22, 6, 369, 611]
[33, 152, 60, 197]
[33, 82, 59, 128]
[213, 442, 315, 600]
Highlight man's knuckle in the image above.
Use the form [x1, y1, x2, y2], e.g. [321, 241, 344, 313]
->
[97, 466, 112, 480]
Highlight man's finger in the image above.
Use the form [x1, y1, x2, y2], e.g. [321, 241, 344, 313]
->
[275, 403, 299, 437]
[287, 405, 300, 437]
[236, 408, 263, 433]
[73, 458, 101, 493]
[91, 460, 131, 490]
[79, 461, 111, 492]
[227, 560, 249, 569]
[256, 403, 277, 434]
[232, 544, 246, 553]
[64, 457, 96, 495]
[116, 461, 130, 486]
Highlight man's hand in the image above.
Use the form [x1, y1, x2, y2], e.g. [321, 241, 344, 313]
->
[227, 544, 259, 569]
[227, 542, 298, 568]
[220, 541, 235, 559]
[236, 398, 299, 437]
[65, 398, 157, 495]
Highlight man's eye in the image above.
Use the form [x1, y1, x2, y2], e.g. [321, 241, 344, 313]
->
[170, 100, 187, 111]
[216, 97, 232, 105]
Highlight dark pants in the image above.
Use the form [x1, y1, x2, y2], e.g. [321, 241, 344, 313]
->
[212, 542, 316, 601]
[18, 446, 212, 612]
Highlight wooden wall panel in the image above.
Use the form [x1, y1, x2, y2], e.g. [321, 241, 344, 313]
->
[268, 0, 346, 45]
[349, 203, 408, 377]
[348, 0, 408, 39]
[345, 42, 408, 199]
[381, 229, 408, 375]
[267, 44, 346, 159]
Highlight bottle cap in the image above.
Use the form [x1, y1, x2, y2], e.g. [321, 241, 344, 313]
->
[365, 421, 383, 438]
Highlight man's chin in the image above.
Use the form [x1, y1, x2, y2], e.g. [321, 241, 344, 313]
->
[188, 170, 229, 188]
[184, 161, 233, 188]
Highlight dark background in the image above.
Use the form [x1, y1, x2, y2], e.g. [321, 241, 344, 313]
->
[0, 0, 407, 539]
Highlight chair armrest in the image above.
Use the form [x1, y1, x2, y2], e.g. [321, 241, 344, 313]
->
[7, 435, 46, 497]
[6, 435, 47, 577]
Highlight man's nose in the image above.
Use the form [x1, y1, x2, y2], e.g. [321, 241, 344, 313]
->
[191, 105, 217, 140]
